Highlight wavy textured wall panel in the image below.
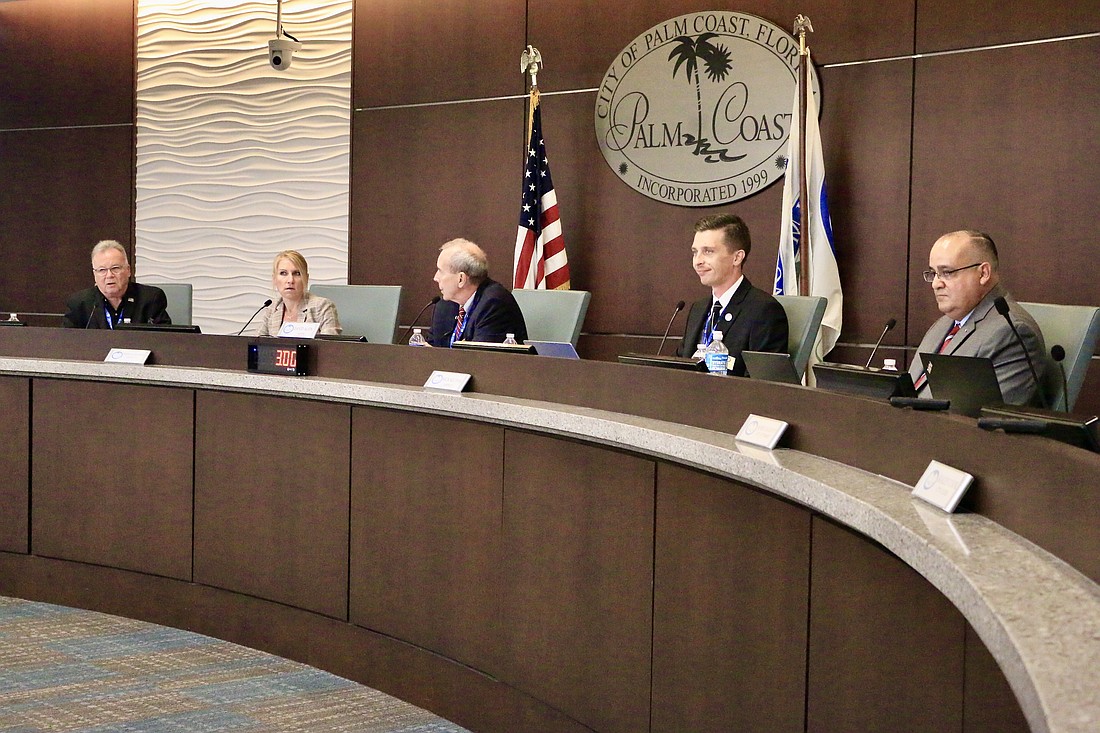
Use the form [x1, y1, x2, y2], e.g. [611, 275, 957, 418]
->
[135, 0, 352, 334]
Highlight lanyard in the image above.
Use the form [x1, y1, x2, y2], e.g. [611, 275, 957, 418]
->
[705, 302, 722, 345]
[103, 302, 124, 329]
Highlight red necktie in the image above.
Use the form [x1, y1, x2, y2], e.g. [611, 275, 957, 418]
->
[939, 322, 961, 353]
[452, 306, 466, 342]
[915, 322, 961, 391]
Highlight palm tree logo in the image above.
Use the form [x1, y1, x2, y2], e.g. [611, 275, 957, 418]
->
[668, 33, 744, 163]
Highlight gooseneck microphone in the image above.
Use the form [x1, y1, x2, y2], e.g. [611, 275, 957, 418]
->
[1051, 344, 1068, 412]
[864, 317, 898, 368]
[85, 299, 101, 329]
[656, 301, 686, 356]
[237, 299, 273, 336]
[400, 296, 442, 344]
[993, 296, 1048, 407]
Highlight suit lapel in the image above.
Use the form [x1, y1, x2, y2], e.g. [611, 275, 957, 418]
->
[945, 289, 998, 354]
[718, 277, 751, 338]
[459, 281, 492, 340]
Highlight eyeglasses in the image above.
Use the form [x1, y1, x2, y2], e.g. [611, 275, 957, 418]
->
[922, 262, 982, 283]
[92, 265, 126, 277]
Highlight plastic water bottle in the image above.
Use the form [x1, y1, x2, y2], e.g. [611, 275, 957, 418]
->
[503, 333, 518, 345]
[408, 327, 428, 347]
[882, 358, 898, 372]
[704, 330, 730, 375]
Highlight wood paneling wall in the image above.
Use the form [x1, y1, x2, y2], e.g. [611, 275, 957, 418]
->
[0, 0, 136, 314]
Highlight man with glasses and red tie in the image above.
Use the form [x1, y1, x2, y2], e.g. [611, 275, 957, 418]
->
[429, 238, 527, 348]
[676, 213, 788, 376]
[909, 230, 1047, 405]
[62, 240, 171, 329]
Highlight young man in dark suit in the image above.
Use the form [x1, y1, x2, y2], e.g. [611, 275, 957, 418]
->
[676, 213, 789, 376]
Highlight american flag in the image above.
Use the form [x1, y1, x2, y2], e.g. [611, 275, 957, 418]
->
[513, 91, 570, 290]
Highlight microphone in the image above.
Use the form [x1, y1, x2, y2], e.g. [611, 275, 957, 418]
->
[656, 300, 686, 355]
[1051, 344, 1068, 412]
[85, 299, 101, 329]
[400, 296, 441, 344]
[864, 317, 898, 368]
[236, 299, 273, 336]
[993, 296, 1048, 407]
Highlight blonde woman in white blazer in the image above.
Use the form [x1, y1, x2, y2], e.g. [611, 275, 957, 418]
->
[257, 250, 342, 336]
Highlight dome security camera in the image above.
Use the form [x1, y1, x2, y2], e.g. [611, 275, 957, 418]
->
[268, 37, 301, 71]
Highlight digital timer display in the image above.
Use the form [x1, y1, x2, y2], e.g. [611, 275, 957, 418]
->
[247, 343, 309, 376]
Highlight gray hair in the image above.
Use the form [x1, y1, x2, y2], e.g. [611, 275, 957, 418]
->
[90, 239, 128, 264]
[439, 238, 489, 282]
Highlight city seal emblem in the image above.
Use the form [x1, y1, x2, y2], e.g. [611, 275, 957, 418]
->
[594, 11, 820, 206]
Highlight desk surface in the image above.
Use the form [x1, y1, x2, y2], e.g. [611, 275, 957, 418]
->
[1, 329, 1099, 732]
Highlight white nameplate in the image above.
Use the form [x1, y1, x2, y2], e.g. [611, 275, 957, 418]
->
[105, 348, 151, 365]
[734, 413, 788, 450]
[278, 322, 321, 339]
[912, 460, 973, 513]
[424, 370, 471, 392]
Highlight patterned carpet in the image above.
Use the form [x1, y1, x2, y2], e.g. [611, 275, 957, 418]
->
[0, 597, 470, 733]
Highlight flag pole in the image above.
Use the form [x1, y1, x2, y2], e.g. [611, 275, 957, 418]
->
[794, 15, 813, 297]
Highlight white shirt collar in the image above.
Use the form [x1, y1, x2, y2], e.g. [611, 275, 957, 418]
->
[713, 276, 744, 311]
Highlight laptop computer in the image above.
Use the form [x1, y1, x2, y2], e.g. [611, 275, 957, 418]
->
[742, 351, 801, 385]
[528, 340, 580, 359]
[921, 353, 1004, 417]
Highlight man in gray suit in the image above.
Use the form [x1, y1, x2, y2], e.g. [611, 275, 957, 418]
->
[909, 230, 1047, 406]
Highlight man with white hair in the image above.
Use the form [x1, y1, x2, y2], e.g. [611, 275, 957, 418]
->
[429, 238, 527, 347]
[62, 240, 171, 329]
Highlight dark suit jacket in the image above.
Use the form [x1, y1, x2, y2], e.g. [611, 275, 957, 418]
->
[676, 277, 789, 377]
[430, 278, 528, 347]
[62, 282, 171, 329]
[908, 285, 1048, 406]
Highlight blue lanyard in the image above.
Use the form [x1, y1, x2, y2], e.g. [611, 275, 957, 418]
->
[103, 302, 124, 329]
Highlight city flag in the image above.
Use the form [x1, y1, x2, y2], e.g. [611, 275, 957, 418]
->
[513, 90, 570, 290]
[774, 52, 842, 365]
